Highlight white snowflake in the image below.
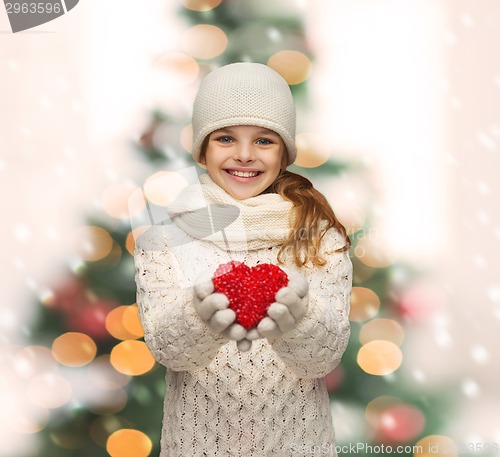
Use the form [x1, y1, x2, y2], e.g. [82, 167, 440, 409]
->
[266, 28, 281, 43]
[477, 210, 490, 225]
[476, 180, 491, 196]
[412, 369, 426, 383]
[461, 379, 480, 398]
[473, 254, 486, 269]
[470, 345, 490, 365]
[443, 31, 457, 45]
[487, 284, 500, 303]
[435, 329, 452, 348]
[476, 131, 496, 151]
[450, 97, 462, 110]
[460, 14, 475, 28]
[13, 224, 32, 243]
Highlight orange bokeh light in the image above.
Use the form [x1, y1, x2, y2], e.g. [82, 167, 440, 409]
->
[294, 133, 330, 168]
[180, 0, 222, 12]
[52, 332, 97, 367]
[267, 50, 312, 85]
[359, 318, 405, 346]
[357, 340, 403, 376]
[182, 24, 228, 59]
[110, 341, 155, 376]
[349, 287, 380, 322]
[71, 226, 113, 262]
[107, 429, 153, 457]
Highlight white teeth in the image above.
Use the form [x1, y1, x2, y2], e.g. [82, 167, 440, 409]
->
[227, 170, 259, 178]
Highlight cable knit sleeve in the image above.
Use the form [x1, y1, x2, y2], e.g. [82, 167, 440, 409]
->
[269, 228, 353, 379]
[134, 226, 229, 372]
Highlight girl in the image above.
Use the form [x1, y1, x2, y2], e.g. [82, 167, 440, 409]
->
[134, 62, 353, 456]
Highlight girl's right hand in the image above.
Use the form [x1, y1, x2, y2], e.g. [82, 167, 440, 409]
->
[193, 269, 250, 348]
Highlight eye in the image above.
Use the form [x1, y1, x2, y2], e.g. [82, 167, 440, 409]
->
[256, 138, 273, 145]
[215, 136, 233, 144]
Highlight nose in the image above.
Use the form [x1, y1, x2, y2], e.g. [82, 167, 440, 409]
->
[233, 142, 255, 163]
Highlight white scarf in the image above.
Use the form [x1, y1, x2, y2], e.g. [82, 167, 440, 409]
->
[167, 173, 294, 251]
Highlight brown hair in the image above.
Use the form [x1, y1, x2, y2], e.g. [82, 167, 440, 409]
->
[198, 136, 351, 267]
[269, 170, 350, 267]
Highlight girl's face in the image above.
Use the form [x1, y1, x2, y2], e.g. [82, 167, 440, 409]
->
[200, 125, 287, 200]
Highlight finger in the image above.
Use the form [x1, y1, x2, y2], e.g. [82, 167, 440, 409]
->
[284, 295, 308, 321]
[193, 270, 216, 299]
[237, 339, 252, 352]
[267, 302, 296, 333]
[196, 293, 228, 321]
[275, 287, 299, 307]
[257, 317, 282, 339]
[208, 308, 235, 333]
[222, 323, 247, 341]
[287, 273, 309, 298]
[194, 279, 215, 300]
[246, 328, 261, 341]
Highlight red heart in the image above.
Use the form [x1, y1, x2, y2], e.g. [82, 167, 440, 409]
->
[212, 261, 288, 329]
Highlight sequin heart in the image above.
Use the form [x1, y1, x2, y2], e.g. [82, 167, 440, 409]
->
[212, 261, 288, 329]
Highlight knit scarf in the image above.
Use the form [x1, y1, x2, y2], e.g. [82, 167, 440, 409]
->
[167, 173, 293, 251]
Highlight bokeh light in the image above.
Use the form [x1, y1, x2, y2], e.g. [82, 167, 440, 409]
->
[356, 236, 393, 268]
[351, 259, 376, 284]
[357, 340, 403, 376]
[127, 187, 147, 223]
[144, 170, 189, 206]
[366, 396, 402, 427]
[414, 435, 457, 456]
[294, 133, 330, 168]
[349, 287, 380, 322]
[180, 0, 222, 12]
[354, 232, 393, 268]
[50, 426, 87, 450]
[90, 416, 134, 448]
[99, 241, 123, 269]
[87, 387, 128, 416]
[325, 365, 345, 392]
[101, 182, 140, 219]
[398, 280, 447, 322]
[123, 304, 144, 339]
[52, 332, 97, 367]
[10, 407, 50, 434]
[70, 226, 113, 262]
[125, 226, 149, 256]
[267, 50, 312, 85]
[378, 403, 426, 443]
[106, 305, 144, 340]
[152, 52, 199, 88]
[28, 373, 72, 409]
[65, 299, 116, 341]
[14, 345, 58, 378]
[180, 123, 193, 153]
[87, 355, 131, 390]
[106, 429, 153, 457]
[182, 24, 228, 59]
[110, 341, 155, 376]
[359, 318, 405, 346]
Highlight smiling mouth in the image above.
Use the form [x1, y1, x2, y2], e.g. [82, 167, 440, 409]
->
[225, 169, 262, 178]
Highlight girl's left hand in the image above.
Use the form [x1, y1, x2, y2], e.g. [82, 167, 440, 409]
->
[256, 272, 309, 339]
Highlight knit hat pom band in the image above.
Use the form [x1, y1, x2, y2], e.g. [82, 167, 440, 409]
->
[191, 63, 297, 165]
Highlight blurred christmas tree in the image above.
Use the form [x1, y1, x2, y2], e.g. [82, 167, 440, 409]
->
[23, 1, 466, 457]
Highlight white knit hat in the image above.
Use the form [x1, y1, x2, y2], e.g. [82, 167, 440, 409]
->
[191, 62, 297, 165]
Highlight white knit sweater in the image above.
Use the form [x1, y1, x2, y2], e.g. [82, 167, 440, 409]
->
[134, 174, 353, 456]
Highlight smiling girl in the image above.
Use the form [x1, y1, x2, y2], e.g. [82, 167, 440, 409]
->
[134, 62, 353, 456]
